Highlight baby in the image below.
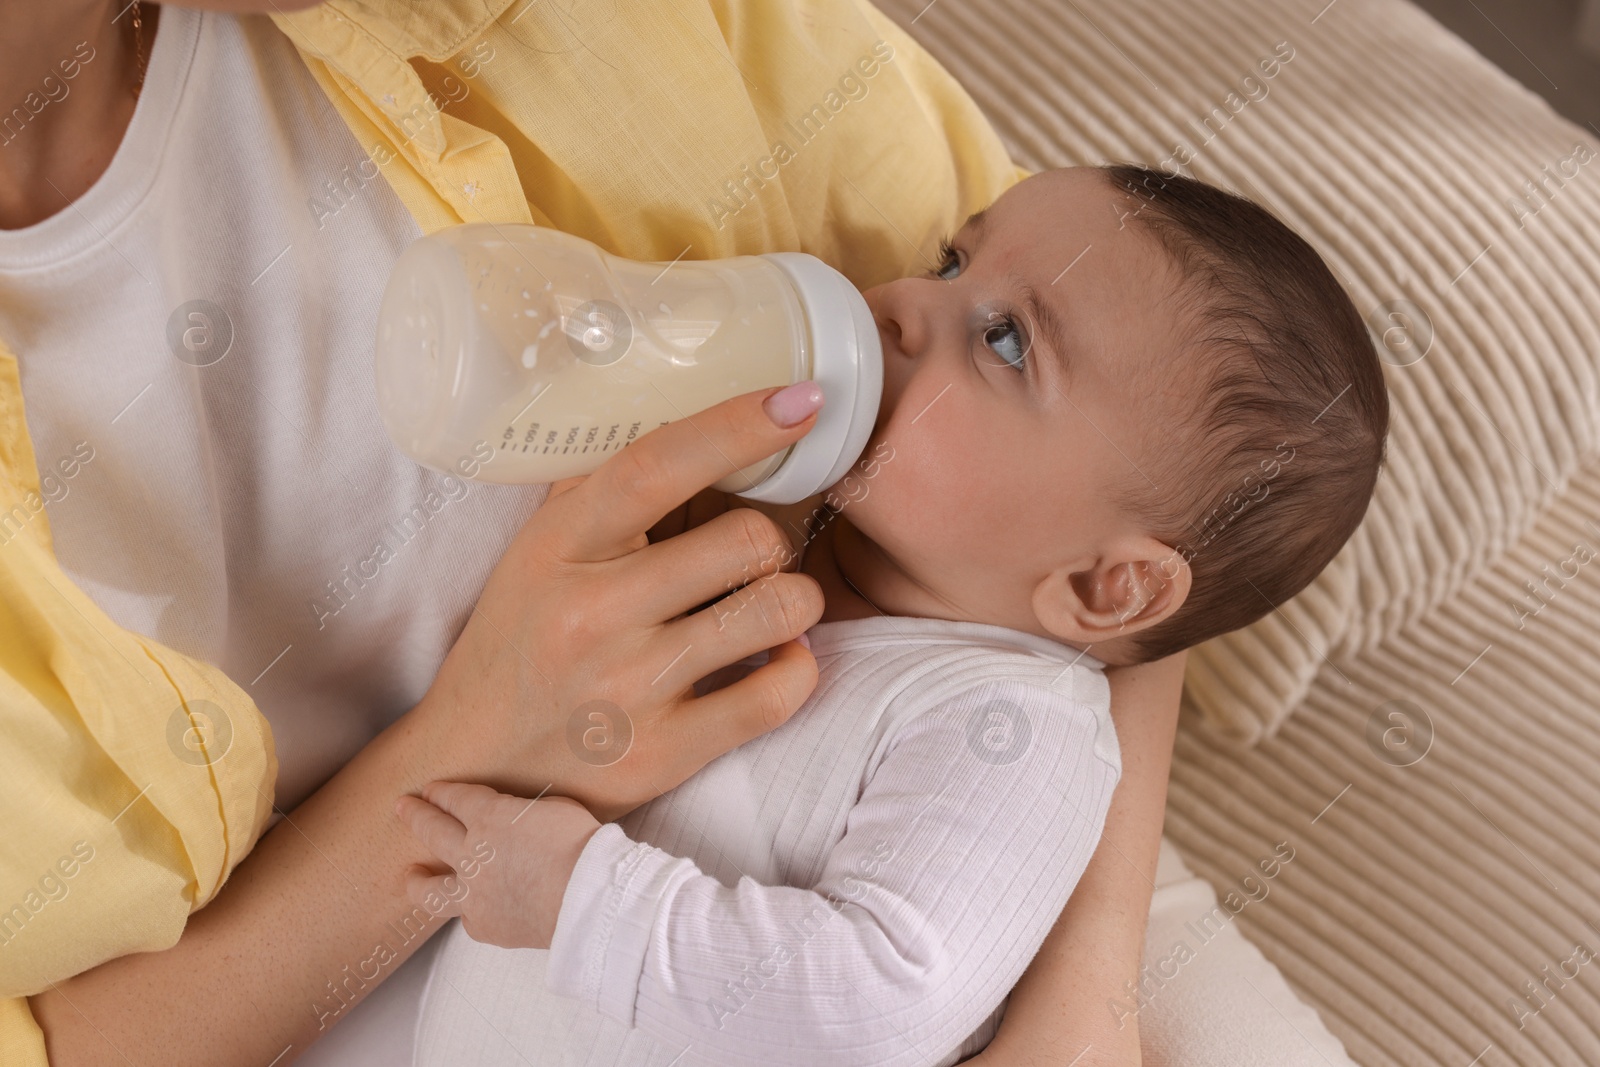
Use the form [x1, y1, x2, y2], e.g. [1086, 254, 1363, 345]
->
[397, 163, 1390, 1066]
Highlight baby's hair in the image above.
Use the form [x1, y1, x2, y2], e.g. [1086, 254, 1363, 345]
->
[1098, 163, 1390, 663]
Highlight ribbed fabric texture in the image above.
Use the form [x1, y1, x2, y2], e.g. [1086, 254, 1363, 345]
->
[874, 0, 1600, 1063]
[415, 615, 1118, 1067]
[1166, 461, 1600, 1067]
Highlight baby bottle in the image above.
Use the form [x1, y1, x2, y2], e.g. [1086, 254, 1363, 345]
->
[373, 224, 882, 505]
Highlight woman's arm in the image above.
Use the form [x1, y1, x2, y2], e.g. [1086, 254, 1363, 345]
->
[973, 651, 1186, 1067]
[28, 385, 830, 1067]
[29, 705, 482, 1065]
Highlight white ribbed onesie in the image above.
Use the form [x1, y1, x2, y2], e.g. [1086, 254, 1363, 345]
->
[415, 613, 1119, 1067]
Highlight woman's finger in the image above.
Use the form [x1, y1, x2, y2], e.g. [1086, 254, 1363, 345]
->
[628, 507, 803, 622]
[547, 475, 586, 500]
[549, 384, 821, 562]
[395, 794, 470, 868]
[669, 638, 819, 768]
[647, 500, 690, 544]
[647, 484, 726, 543]
[404, 865, 466, 919]
[644, 568, 822, 693]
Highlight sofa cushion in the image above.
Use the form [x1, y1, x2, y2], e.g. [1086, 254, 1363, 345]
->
[877, 0, 1600, 741]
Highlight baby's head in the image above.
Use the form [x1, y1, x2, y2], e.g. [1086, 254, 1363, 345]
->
[831, 164, 1389, 666]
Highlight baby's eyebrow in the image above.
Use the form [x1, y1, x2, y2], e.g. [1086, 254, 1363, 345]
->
[959, 208, 1070, 377]
[960, 207, 989, 241]
[1020, 279, 1071, 377]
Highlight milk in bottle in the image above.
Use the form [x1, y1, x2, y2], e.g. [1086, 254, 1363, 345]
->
[373, 224, 881, 504]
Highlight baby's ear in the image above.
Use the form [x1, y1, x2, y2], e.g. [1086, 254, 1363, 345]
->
[1032, 537, 1191, 649]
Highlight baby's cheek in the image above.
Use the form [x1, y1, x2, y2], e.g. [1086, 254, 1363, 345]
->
[858, 387, 987, 513]
[842, 443, 941, 545]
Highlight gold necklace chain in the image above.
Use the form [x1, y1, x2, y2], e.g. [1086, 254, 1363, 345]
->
[130, 0, 146, 99]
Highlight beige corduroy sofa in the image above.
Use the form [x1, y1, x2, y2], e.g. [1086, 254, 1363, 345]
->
[874, 0, 1600, 1064]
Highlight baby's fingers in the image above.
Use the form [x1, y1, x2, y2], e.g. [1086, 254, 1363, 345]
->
[396, 793, 469, 867]
[404, 864, 466, 920]
[422, 780, 513, 824]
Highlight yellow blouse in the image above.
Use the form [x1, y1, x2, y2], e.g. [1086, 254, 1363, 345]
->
[0, 0, 1022, 1060]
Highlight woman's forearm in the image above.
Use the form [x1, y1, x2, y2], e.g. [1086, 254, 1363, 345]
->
[29, 700, 471, 1067]
[980, 652, 1185, 1067]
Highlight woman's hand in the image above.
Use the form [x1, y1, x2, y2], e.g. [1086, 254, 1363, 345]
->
[414, 381, 829, 820]
[30, 382, 831, 1067]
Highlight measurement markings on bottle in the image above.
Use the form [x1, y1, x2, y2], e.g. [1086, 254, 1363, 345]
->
[499, 421, 654, 458]
[492, 422, 662, 463]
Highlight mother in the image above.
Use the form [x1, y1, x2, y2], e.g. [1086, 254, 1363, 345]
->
[0, 0, 1183, 1063]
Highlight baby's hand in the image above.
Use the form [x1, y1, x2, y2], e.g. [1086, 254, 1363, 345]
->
[396, 782, 601, 950]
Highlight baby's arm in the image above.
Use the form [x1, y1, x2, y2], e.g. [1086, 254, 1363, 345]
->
[546, 677, 1119, 1066]
[398, 677, 1121, 1064]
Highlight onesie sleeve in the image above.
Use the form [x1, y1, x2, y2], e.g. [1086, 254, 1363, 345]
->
[545, 675, 1119, 1066]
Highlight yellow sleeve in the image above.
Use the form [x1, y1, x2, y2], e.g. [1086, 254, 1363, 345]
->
[269, 0, 1025, 289]
[0, 345, 276, 1060]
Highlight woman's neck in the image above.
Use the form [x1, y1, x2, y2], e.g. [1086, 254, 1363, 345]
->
[0, 0, 155, 230]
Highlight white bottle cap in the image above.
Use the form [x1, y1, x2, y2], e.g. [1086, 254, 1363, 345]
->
[738, 253, 883, 505]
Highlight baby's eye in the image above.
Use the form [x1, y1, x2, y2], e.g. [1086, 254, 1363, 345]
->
[984, 314, 1028, 372]
[933, 238, 961, 281]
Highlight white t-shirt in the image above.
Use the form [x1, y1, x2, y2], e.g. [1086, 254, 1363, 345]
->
[0, 6, 550, 811]
[415, 614, 1118, 1067]
[0, 8, 539, 1063]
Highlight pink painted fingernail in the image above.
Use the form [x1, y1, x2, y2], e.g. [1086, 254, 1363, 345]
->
[764, 381, 824, 427]
[796, 631, 812, 649]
